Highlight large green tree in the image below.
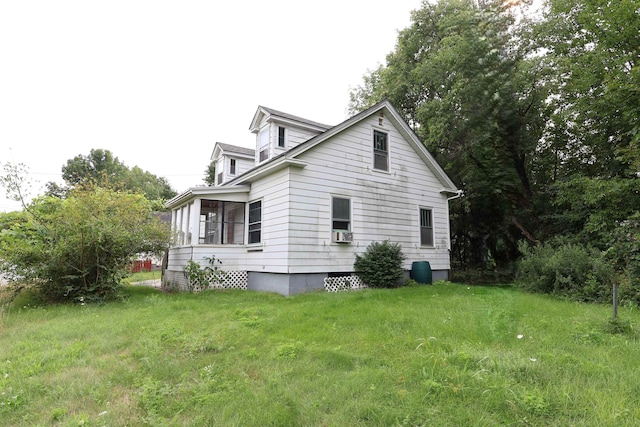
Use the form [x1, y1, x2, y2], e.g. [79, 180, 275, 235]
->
[349, 0, 549, 267]
[48, 149, 177, 204]
[536, 0, 640, 179]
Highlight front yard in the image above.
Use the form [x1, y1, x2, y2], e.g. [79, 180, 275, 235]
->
[1, 283, 639, 426]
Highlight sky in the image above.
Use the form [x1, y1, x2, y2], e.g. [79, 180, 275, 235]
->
[0, 0, 422, 212]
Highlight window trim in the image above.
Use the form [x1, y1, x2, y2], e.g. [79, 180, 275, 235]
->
[258, 127, 269, 162]
[331, 196, 351, 232]
[372, 128, 389, 172]
[248, 199, 263, 245]
[419, 207, 434, 247]
[229, 158, 236, 176]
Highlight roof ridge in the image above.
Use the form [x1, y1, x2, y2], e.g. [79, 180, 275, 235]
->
[259, 106, 332, 130]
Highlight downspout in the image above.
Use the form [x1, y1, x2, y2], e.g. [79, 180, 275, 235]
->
[447, 189, 463, 202]
[445, 190, 463, 251]
[445, 190, 463, 281]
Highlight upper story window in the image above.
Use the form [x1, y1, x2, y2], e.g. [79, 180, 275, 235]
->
[230, 158, 236, 175]
[420, 208, 433, 247]
[278, 126, 286, 148]
[373, 130, 389, 171]
[258, 128, 269, 162]
[332, 196, 351, 231]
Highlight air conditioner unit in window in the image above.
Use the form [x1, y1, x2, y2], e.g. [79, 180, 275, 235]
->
[334, 231, 353, 243]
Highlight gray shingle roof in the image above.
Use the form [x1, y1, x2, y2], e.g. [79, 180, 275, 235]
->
[259, 106, 332, 130]
[216, 142, 255, 157]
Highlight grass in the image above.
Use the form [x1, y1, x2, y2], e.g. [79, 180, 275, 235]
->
[1, 283, 639, 426]
[122, 270, 162, 284]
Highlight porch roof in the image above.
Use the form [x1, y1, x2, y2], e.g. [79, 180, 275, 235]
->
[165, 185, 251, 209]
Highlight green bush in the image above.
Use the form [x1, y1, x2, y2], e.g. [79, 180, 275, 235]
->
[516, 241, 615, 303]
[0, 186, 169, 303]
[354, 240, 405, 288]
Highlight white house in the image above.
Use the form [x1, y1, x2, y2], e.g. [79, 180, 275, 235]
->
[164, 100, 459, 295]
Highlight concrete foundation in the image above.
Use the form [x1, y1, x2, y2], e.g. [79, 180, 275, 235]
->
[248, 272, 327, 296]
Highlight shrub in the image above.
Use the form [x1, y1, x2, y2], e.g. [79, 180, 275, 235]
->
[0, 186, 170, 303]
[183, 256, 226, 292]
[354, 240, 405, 288]
[516, 241, 615, 303]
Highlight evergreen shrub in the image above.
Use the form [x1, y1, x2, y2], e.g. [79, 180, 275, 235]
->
[354, 240, 405, 288]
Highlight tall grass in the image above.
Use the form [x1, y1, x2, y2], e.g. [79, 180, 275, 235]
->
[1, 283, 639, 426]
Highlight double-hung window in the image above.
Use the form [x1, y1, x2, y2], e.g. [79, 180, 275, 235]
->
[258, 128, 269, 162]
[278, 126, 286, 148]
[420, 208, 434, 246]
[373, 130, 389, 171]
[230, 158, 236, 175]
[332, 197, 351, 231]
[248, 200, 262, 244]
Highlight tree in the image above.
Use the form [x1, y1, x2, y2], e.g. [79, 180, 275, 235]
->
[204, 160, 216, 186]
[48, 149, 177, 204]
[349, 0, 548, 268]
[536, 0, 640, 179]
[61, 149, 128, 187]
[0, 176, 170, 303]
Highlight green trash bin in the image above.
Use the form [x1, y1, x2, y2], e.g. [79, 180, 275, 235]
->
[411, 261, 432, 284]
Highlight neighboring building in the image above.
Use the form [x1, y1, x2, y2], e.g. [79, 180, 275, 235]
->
[164, 100, 459, 295]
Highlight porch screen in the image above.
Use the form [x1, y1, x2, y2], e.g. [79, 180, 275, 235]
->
[199, 200, 245, 244]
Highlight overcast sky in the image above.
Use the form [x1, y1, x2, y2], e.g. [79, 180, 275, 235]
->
[0, 0, 422, 212]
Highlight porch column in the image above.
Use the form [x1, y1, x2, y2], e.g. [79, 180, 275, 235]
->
[190, 198, 201, 245]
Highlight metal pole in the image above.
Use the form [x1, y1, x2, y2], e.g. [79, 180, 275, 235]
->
[613, 283, 618, 319]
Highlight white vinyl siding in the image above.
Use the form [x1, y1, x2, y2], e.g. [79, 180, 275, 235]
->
[243, 168, 291, 273]
[285, 115, 451, 273]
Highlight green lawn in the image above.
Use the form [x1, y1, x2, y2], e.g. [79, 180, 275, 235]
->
[1, 283, 639, 426]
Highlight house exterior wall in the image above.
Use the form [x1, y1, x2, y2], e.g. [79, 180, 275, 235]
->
[165, 102, 455, 295]
[242, 168, 291, 273]
[216, 155, 254, 185]
[283, 114, 451, 274]
[257, 120, 325, 161]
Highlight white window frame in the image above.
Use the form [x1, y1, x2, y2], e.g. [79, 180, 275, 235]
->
[419, 207, 434, 247]
[278, 126, 286, 148]
[372, 128, 389, 172]
[331, 196, 351, 232]
[229, 158, 237, 176]
[248, 199, 263, 245]
[258, 127, 269, 162]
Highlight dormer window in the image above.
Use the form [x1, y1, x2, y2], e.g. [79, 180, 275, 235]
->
[258, 128, 269, 162]
[278, 126, 286, 148]
[230, 158, 236, 175]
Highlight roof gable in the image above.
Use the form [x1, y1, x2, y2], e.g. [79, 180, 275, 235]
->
[249, 106, 332, 133]
[232, 100, 458, 193]
[211, 142, 255, 160]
